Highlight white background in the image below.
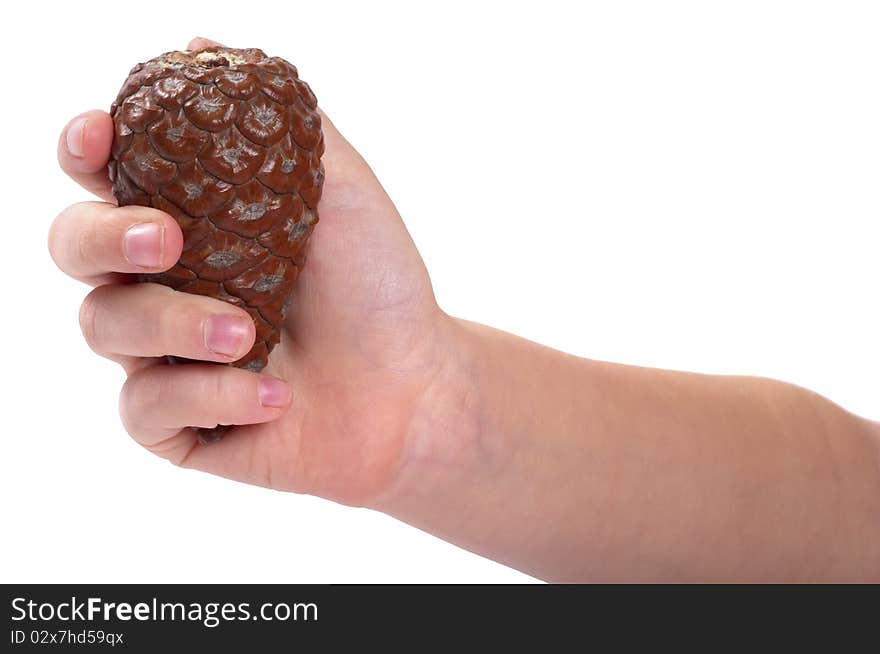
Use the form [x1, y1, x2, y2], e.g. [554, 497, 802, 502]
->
[0, 1, 877, 582]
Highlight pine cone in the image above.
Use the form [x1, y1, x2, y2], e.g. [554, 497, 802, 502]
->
[108, 47, 324, 440]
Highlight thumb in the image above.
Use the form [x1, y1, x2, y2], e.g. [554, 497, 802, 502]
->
[187, 36, 223, 50]
[185, 36, 391, 215]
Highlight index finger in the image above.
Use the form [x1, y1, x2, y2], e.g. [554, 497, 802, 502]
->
[57, 110, 115, 203]
[57, 37, 222, 202]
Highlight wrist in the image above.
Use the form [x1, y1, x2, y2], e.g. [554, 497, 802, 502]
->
[371, 315, 500, 514]
[371, 316, 607, 580]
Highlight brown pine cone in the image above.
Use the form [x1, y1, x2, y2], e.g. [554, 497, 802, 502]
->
[108, 47, 324, 438]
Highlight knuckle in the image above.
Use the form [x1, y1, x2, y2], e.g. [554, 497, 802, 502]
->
[214, 368, 231, 404]
[47, 212, 65, 267]
[117, 378, 137, 437]
[209, 368, 242, 421]
[48, 205, 82, 270]
[150, 294, 174, 350]
[155, 288, 198, 354]
[48, 203, 114, 275]
[119, 369, 166, 436]
[74, 224, 96, 272]
[78, 287, 104, 352]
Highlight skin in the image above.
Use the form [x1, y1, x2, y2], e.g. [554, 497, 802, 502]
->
[49, 37, 880, 582]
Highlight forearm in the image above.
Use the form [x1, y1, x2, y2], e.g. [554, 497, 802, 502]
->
[379, 317, 880, 581]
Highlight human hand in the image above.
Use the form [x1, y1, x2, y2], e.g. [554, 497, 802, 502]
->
[49, 39, 880, 582]
[49, 37, 456, 507]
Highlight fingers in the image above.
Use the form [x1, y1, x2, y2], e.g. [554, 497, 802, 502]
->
[57, 110, 116, 203]
[120, 364, 291, 447]
[80, 283, 255, 363]
[49, 202, 183, 284]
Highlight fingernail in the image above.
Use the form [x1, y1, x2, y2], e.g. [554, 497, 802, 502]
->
[204, 315, 250, 357]
[66, 116, 88, 158]
[123, 222, 164, 268]
[258, 377, 290, 408]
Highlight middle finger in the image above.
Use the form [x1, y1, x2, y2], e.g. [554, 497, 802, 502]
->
[80, 283, 256, 363]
